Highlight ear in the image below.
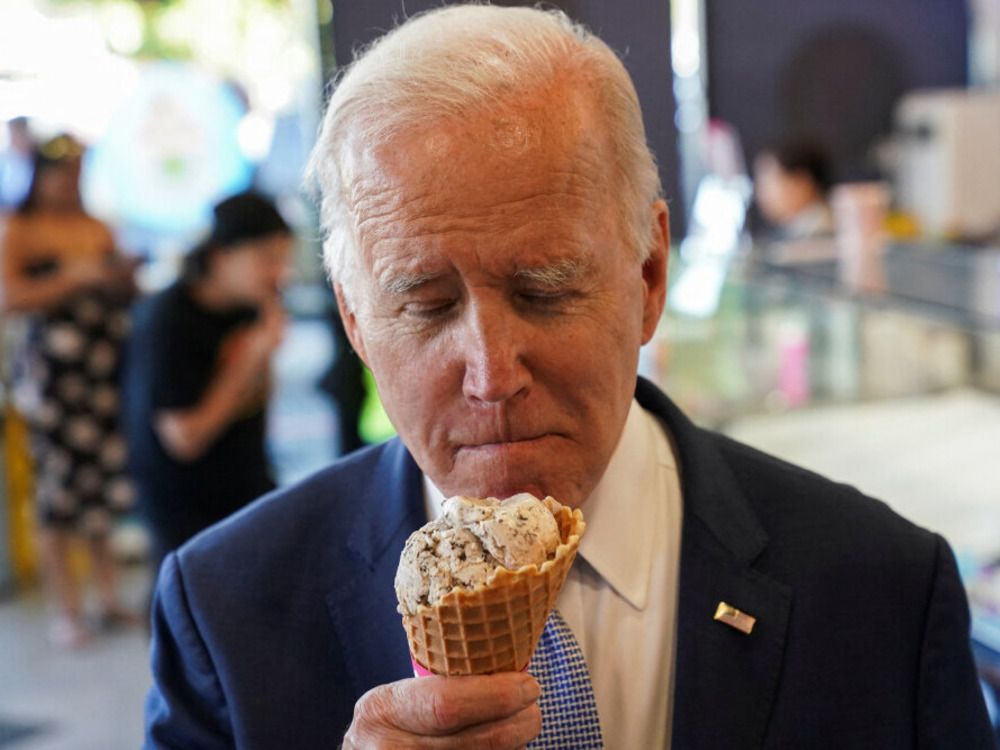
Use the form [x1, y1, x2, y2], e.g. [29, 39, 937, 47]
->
[335, 284, 371, 368]
[640, 199, 670, 345]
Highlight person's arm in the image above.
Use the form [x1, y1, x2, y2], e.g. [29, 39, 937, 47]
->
[145, 554, 234, 750]
[155, 300, 285, 462]
[0, 219, 106, 313]
[95, 222, 141, 300]
[916, 535, 997, 748]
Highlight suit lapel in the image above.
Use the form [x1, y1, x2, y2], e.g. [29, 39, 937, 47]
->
[636, 379, 792, 748]
[671, 524, 792, 747]
[325, 439, 426, 694]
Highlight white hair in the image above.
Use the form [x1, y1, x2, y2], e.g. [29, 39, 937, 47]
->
[305, 3, 662, 309]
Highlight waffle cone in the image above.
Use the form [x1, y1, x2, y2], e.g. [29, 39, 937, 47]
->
[402, 497, 585, 675]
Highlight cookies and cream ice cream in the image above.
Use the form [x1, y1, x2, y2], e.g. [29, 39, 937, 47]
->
[395, 493, 562, 616]
[397, 493, 585, 675]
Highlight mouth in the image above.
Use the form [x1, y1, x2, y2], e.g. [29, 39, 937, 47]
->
[456, 433, 558, 455]
[448, 434, 566, 499]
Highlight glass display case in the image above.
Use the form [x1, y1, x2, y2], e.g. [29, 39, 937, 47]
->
[644, 240, 1000, 429]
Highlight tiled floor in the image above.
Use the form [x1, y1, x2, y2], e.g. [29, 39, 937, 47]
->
[0, 567, 151, 750]
[1, 318, 998, 747]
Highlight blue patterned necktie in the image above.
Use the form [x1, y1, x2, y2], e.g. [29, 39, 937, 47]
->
[527, 610, 604, 749]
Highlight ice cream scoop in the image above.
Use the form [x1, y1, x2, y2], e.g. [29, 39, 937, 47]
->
[395, 493, 586, 675]
[395, 493, 562, 616]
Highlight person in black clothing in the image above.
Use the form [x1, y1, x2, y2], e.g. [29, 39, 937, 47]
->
[123, 191, 293, 575]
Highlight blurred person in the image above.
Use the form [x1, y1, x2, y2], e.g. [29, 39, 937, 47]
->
[0, 135, 139, 648]
[0, 116, 34, 211]
[753, 139, 835, 241]
[122, 191, 292, 578]
[144, 6, 994, 748]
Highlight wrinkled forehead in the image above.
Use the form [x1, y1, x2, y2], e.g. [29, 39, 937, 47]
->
[341, 86, 615, 225]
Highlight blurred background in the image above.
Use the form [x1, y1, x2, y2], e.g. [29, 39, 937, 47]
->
[1, 0, 999, 747]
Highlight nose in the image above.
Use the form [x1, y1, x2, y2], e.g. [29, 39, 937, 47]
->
[460, 298, 531, 405]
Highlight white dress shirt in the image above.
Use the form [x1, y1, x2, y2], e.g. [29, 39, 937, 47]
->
[423, 399, 683, 749]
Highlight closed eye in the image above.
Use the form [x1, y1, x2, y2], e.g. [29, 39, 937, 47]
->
[519, 290, 565, 303]
[515, 289, 577, 311]
[402, 299, 458, 319]
[513, 259, 590, 312]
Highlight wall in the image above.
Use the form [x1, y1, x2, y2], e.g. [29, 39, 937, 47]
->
[706, 0, 969, 181]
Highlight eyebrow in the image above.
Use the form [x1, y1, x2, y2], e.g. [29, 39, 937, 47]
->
[513, 258, 589, 288]
[378, 271, 441, 296]
[377, 257, 590, 296]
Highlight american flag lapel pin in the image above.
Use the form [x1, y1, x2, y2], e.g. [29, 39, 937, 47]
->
[713, 601, 756, 635]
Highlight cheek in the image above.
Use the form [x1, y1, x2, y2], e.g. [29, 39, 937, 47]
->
[561, 321, 639, 405]
[756, 176, 790, 218]
[361, 325, 457, 426]
[222, 256, 251, 282]
[561, 301, 644, 408]
[243, 261, 272, 292]
[756, 184, 776, 212]
[771, 182, 799, 214]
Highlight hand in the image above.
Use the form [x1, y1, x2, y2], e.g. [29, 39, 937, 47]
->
[224, 300, 287, 367]
[255, 296, 287, 353]
[104, 255, 143, 292]
[343, 673, 542, 749]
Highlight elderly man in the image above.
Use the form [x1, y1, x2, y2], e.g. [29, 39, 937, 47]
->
[144, 5, 994, 749]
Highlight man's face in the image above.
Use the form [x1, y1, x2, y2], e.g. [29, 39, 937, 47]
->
[340, 91, 668, 506]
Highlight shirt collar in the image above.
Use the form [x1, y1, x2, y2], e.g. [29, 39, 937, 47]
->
[423, 474, 446, 523]
[575, 399, 674, 610]
[422, 399, 675, 610]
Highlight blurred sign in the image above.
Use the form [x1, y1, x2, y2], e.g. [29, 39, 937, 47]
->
[83, 61, 252, 237]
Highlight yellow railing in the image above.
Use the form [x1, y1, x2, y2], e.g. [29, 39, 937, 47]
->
[3, 405, 38, 587]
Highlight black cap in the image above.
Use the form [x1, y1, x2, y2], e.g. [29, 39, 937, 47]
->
[182, 190, 291, 281]
[207, 190, 290, 249]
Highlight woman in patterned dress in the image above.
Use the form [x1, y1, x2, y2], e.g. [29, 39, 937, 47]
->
[0, 135, 138, 647]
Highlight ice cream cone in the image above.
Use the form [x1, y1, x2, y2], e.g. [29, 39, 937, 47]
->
[402, 497, 585, 675]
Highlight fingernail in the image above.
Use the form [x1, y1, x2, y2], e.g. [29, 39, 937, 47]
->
[519, 675, 540, 703]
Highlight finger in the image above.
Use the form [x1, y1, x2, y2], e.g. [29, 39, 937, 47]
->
[344, 703, 540, 750]
[435, 703, 542, 750]
[382, 673, 540, 735]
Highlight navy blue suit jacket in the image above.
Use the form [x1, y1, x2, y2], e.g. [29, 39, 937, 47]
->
[145, 379, 995, 748]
